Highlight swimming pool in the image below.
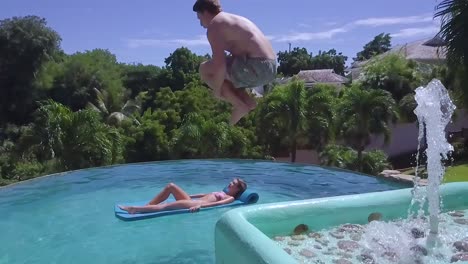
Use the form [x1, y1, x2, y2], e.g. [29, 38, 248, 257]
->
[0, 160, 406, 264]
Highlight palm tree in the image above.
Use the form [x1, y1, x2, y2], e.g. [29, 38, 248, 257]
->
[336, 85, 398, 171]
[319, 144, 357, 169]
[435, 0, 468, 105]
[28, 100, 122, 170]
[305, 84, 339, 152]
[435, 0, 468, 67]
[87, 88, 141, 126]
[262, 79, 307, 162]
[172, 113, 234, 159]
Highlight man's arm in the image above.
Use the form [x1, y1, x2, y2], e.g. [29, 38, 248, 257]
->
[205, 26, 227, 91]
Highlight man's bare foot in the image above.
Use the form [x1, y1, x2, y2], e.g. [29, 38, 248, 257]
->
[230, 104, 251, 125]
[119, 205, 137, 214]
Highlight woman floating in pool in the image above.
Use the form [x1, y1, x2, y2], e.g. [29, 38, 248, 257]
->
[119, 178, 247, 214]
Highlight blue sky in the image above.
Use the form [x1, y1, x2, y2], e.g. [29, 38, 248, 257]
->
[2, 0, 442, 67]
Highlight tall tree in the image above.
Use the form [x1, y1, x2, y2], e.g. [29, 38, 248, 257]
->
[336, 85, 398, 171]
[310, 49, 348, 75]
[304, 84, 339, 152]
[354, 33, 392, 62]
[0, 16, 61, 125]
[262, 79, 307, 162]
[49, 49, 126, 113]
[361, 54, 423, 102]
[278, 47, 348, 76]
[277, 47, 313, 76]
[159, 47, 208, 91]
[121, 63, 161, 98]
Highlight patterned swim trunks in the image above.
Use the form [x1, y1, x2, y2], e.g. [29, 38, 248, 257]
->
[227, 55, 277, 89]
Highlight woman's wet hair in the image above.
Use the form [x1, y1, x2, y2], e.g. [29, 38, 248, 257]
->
[234, 178, 247, 199]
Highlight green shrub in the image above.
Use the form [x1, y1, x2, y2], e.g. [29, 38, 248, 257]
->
[12, 161, 45, 181]
[361, 150, 391, 175]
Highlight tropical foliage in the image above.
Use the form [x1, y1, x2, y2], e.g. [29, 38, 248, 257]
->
[360, 54, 424, 102]
[354, 33, 392, 62]
[335, 84, 398, 171]
[1, 10, 466, 185]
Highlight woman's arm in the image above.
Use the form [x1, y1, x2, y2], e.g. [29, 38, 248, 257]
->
[189, 193, 207, 198]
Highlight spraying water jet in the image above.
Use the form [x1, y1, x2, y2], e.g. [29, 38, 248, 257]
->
[413, 79, 456, 250]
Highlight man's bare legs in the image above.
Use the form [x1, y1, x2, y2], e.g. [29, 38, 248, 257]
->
[219, 80, 257, 125]
[146, 183, 191, 205]
[213, 81, 257, 110]
[200, 62, 256, 125]
[229, 84, 257, 110]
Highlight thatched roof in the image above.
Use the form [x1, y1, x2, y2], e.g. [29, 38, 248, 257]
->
[296, 69, 349, 85]
[272, 70, 349, 88]
[388, 39, 446, 63]
[423, 35, 447, 47]
[345, 36, 447, 80]
[347, 67, 363, 81]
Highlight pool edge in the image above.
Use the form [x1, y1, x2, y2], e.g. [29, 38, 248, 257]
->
[214, 182, 468, 264]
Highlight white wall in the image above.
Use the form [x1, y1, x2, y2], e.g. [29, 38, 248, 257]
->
[274, 109, 468, 164]
[365, 109, 468, 156]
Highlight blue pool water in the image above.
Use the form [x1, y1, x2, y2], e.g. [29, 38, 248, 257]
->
[0, 160, 407, 264]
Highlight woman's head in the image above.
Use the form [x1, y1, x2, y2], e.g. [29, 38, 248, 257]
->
[225, 178, 247, 198]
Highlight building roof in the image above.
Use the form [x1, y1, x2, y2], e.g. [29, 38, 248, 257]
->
[345, 36, 447, 80]
[422, 34, 447, 47]
[296, 69, 349, 85]
[273, 69, 349, 89]
[388, 39, 446, 63]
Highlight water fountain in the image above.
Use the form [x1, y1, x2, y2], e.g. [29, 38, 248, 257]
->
[215, 79, 468, 264]
[354, 79, 462, 263]
[413, 79, 456, 247]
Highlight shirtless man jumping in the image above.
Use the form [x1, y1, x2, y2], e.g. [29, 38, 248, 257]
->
[194, 0, 277, 125]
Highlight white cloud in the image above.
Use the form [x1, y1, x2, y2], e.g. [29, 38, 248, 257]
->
[297, 23, 311, 28]
[273, 27, 348, 42]
[354, 15, 433, 27]
[125, 14, 438, 48]
[126, 35, 208, 48]
[268, 14, 435, 43]
[265, 35, 277, 41]
[391, 25, 440, 38]
[324, 22, 339, 27]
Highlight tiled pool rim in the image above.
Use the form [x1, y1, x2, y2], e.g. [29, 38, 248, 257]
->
[214, 182, 468, 264]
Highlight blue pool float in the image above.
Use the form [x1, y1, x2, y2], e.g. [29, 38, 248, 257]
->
[114, 187, 259, 221]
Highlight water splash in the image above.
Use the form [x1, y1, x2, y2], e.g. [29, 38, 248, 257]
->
[413, 79, 456, 238]
[408, 123, 427, 220]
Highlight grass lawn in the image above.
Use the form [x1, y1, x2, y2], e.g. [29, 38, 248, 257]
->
[443, 164, 468, 183]
[399, 163, 468, 183]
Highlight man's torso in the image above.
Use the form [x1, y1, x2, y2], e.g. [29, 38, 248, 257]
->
[208, 12, 275, 60]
